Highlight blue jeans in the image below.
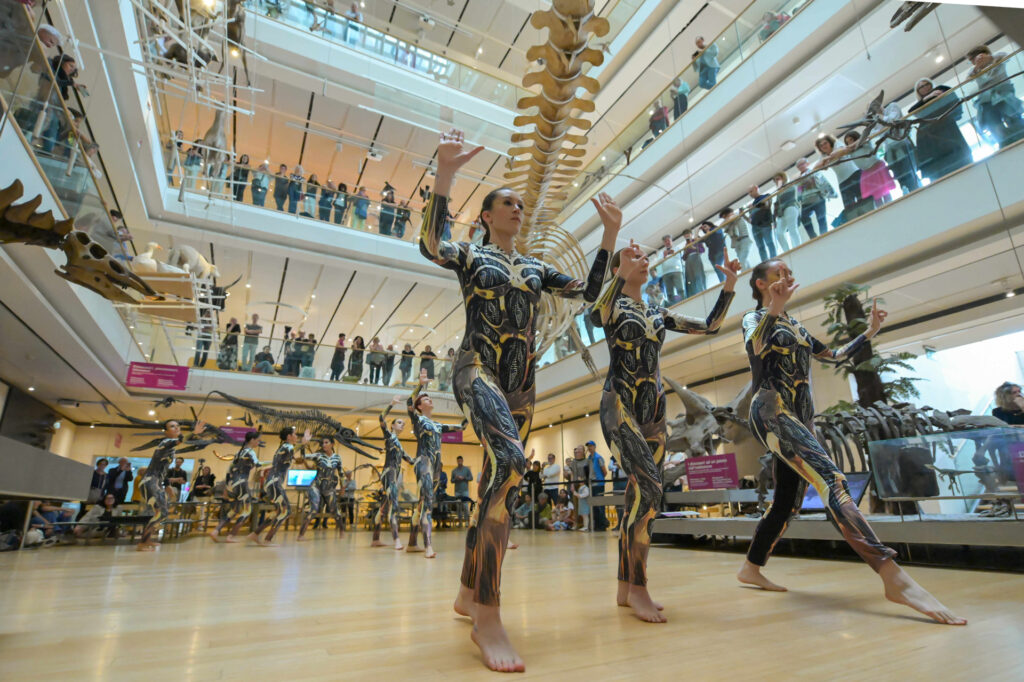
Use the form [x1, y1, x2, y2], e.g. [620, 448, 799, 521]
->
[752, 224, 777, 262]
[252, 187, 267, 206]
[800, 200, 827, 238]
[698, 65, 719, 89]
[707, 247, 726, 282]
[287, 185, 301, 214]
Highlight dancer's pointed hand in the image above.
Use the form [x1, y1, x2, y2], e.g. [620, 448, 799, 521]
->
[437, 129, 484, 173]
[714, 247, 743, 291]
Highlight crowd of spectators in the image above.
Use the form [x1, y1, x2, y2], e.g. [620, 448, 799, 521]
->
[630, 43, 1024, 311]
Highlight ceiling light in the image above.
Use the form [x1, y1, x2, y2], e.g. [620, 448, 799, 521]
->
[28, 386, 35, 391]
[226, 292, 231, 297]
[780, 140, 796, 151]
[477, 46, 484, 55]
[370, 304, 374, 308]
[90, 424, 95, 429]
[1008, 292, 1016, 298]
[359, 321, 364, 325]
[817, 132, 826, 139]
[148, 410, 156, 416]
[648, 110, 653, 115]
[245, 283, 251, 288]
[230, 48, 239, 57]
[935, 55, 944, 63]
[424, 313, 428, 317]
[548, 424, 552, 428]
[311, 294, 316, 299]
[573, 182, 578, 187]
[585, 413, 590, 417]
[409, 328, 414, 332]
[129, 325, 134, 329]
[601, 156, 606, 161]
[360, 0, 365, 6]
[200, 185, 206, 190]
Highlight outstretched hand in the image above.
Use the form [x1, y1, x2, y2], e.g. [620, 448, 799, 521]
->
[766, 278, 798, 314]
[591, 192, 622, 250]
[391, 395, 404, 406]
[714, 246, 743, 290]
[437, 129, 484, 173]
[301, 428, 312, 444]
[867, 298, 887, 337]
[615, 242, 646, 281]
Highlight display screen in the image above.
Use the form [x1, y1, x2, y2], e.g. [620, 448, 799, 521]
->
[287, 469, 316, 487]
[800, 472, 870, 512]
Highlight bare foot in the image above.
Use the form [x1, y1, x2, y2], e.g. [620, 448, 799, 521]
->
[424, 548, 437, 559]
[246, 532, 260, 545]
[626, 585, 667, 623]
[135, 543, 156, 552]
[224, 535, 239, 543]
[256, 539, 277, 547]
[617, 580, 663, 610]
[406, 545, 424, 553]
[394, 541, 404, 551]
[297, 534, 311, 542]
[737, 560, 787, 592]
[371, 540, 386, 547]
[454, 584, 475, 619]
[207, 530, 221, 543]
[880, 561, 967, 625]
[507, 541, 518, 550]
[470, 605, 524, 673]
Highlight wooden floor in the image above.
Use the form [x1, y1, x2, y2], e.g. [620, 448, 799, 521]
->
[1, 529, 1022, 680]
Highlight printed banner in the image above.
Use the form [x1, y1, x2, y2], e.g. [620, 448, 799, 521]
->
[686, 453, 739, 490]
[441, 430, 463, 444]
[219, 426, 254, 444]
[125, 362, 189, 390]
[1011, 442, 1024, 496]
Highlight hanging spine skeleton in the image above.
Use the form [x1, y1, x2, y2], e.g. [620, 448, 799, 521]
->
[0, 180, 160, 303]
[506, 1, 609, 364]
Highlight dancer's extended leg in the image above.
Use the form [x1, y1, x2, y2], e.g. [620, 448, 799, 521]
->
[137, 477, 168, 550]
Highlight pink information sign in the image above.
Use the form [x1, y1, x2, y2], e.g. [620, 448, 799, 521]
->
[686, 453, 740, 490]
[125, 362, 189, 391]
[1010, 443, 1024, 496]
[219, 426, 254, 444]
[442, 430, 463, 444]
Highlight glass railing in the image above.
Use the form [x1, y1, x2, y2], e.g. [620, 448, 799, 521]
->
[250, 0, 530, 110]
[0, 2, 130, 259]
[538, 43, 1024, 368]
[561, 0, 813, 217]
[164, 152, 480, 244]
[133, 325, 460, 394]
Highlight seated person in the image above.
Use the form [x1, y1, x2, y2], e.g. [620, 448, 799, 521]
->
[31, 500, 73, 537]
[546, 491, 575, 531]
[191, 466, 216, 498]
[512, 493, 532, 529]
[535, 492, 553, 529]
[252, 346, 275, 373]
[74, 493, 120, 539]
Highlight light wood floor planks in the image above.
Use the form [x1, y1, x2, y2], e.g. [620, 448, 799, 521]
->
[1, 530, 1022, 680]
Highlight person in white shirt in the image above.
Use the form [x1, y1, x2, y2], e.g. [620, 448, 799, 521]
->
[542, 453, 561, 501]
[658, 235, 684, 304]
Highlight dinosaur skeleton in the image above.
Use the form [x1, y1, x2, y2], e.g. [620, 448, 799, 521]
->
[0, 180, 161, 303]
[198, 391, 379, 459]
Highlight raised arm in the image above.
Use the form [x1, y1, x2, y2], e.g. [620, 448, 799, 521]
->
[441, 418, 469, 434]
[544, 193, 621, 302]
[662, 251, 740, 334]
[812, 298, 886, 364]
[420, 130, 482, 267]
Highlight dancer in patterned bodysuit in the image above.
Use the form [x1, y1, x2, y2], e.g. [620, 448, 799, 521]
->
[736, 259, 965, 626]
[298, 438, 346, 540]
[592, 243, 739, 622]
[208, 430, 260, 542]
[137, 419, 202, 550]
[373, 396, 413, 549]
[250, 426, 309, 546]
[405, 374, 465, 558]
[420, 129, 622, 672]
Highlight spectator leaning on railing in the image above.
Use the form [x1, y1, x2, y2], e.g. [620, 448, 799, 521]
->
[966, 45, 1024, 149]
[720, 207, 753, 268]
[794, 157, 834, 239]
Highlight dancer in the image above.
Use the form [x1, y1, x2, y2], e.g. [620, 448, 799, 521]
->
[592, 243, 740, 622]
[136, 419, 203, 551]
[208, 430, 260, 543]
[373, 395, 413, 549]
[421, 129, 619, 672]
[249, 426, 310, 547]
[297, 437, 346, 540]
[406, 371, 466, 559]
[737, 259, 965, 625]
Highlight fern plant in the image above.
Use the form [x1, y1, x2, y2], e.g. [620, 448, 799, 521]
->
[822, 283, 922, 407]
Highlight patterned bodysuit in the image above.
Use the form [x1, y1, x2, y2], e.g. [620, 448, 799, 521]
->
[406, 383, 463, 549]
[215, 446, 259, 536]
[139, 437, 179, 544]
[255, 442, 295, 541]
[420, 193, 605, 605]
[374, 405, 413, 543]
[743, 309, 897, 571]
[592, 278, 734, 586]
[301, 452, 345, 535]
